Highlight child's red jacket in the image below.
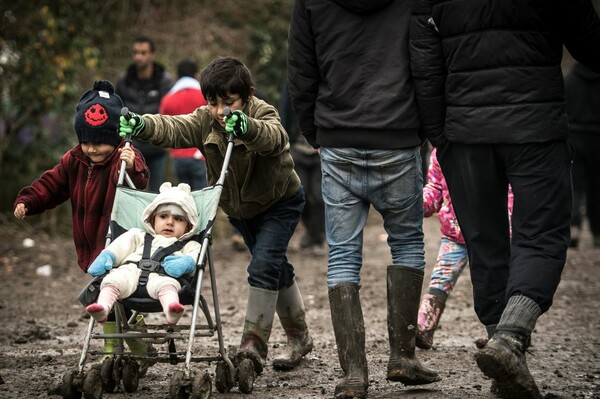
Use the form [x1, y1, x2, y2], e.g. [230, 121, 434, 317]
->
[14, 141, 149, 272]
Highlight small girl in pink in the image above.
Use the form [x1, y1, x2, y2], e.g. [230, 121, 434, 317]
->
[86, 182, 201, 326]
[417, 148, 514, 349]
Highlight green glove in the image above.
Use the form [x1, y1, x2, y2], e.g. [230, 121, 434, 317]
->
[224, 110, 249, 138]
[119, 112, 145, 137]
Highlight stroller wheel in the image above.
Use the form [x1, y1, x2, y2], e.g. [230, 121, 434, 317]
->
[191, 371, 212, 399]
[83, 367, 103, 399]
[61, 369, 82, 399]
[215, 360, 235, 393]
[122, 361, 140, 393]
[100, 358, 117, 393]
[169, 370, 191, 399]
[237, 358, 255, 394]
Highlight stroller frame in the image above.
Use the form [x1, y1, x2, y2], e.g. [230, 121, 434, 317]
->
[62, 130, 249, 398]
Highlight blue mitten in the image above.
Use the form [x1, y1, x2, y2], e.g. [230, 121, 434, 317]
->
[163, 255, 196, 278]
[87, 250, 115, 276]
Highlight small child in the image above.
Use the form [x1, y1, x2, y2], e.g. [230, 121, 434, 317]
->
[14, 80, 149, 272]
[118, 56, 313, 372]
[417, 148, 514, 349]
[86, 182, 201, 326]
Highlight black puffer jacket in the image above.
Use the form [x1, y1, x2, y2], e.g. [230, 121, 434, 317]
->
[288, 0, 422, 150]
[116, 63, 174, 157]
[410, 0, 600, 145]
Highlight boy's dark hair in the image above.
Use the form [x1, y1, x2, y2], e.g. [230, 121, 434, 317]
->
[177, 59, 198, 79]
[133, 35, 156, 52]
[200, 57, 254, 103]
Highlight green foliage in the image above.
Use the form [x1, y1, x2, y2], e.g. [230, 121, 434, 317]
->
[1, 1, 121, 213]
[1, 0, 295, 235]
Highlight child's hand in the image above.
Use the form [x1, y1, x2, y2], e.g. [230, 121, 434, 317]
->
[119, 113, 145, 137]
[163, 255, 195, 278]
[224, 110, 249, 138]
[87, 250, 115, 276]
[14, 203, 28, 219]
[119, 146, 135, 170]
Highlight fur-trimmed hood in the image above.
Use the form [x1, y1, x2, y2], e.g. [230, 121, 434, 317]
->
[141, 182, 199, 241]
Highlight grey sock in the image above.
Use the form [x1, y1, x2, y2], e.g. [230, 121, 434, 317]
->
[497, 295, 541, 337]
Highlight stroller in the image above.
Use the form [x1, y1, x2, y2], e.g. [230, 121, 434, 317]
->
[61, 123, 254, 398]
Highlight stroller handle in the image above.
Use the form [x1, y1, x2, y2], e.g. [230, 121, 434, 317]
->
[216, 107, 236, 186]
[118, 107, 135, 188]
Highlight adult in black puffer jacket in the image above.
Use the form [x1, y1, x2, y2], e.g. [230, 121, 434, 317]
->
[410, 1, 600, 398]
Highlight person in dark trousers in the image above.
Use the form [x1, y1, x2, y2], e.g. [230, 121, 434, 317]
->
[279, 80, 325, 252]
[119, 56, 314, 374]
[288, 1, 440, 398]
[410, 0, 600, 397]
[116, 35, 174, 192]
[564, 62, 600, 249]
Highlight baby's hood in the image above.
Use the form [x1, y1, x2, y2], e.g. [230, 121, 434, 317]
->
[141, 182, 199, 241]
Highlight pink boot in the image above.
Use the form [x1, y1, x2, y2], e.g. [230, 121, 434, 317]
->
[416, 293, 446, 349]
[158, 285, 185, 325]
[86, 284, 120, 323]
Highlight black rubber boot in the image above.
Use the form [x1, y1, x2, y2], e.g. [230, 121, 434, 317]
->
[475, 295, 543, 399]
[386, 266, 441, 385]
[329, 284, 368, 399]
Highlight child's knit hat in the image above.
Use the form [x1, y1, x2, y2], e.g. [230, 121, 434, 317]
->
[74, 80, 123, 146]
[142, 182, 199, 241]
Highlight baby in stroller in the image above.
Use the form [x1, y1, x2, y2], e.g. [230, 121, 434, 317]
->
[86, 182, 201, 326]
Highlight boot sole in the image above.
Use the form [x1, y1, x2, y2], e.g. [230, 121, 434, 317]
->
[475, 347, 542, 399]
[386, 370, 441, 385]
[334, 378, 368, 399]
[272, 340, 314, 371]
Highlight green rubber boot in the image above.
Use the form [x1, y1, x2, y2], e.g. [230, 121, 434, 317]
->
[102, 321, 120, 356]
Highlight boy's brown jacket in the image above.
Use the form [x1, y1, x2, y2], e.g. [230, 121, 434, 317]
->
[141, 96, 301, 219]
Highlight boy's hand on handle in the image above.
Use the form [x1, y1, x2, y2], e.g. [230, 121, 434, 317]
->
[87, 250, 115, 276]
[163, 255, 195, 278]
[224, 109, 249, 138]
[119, 112, 145, 138]
[14, 203, 28, 219]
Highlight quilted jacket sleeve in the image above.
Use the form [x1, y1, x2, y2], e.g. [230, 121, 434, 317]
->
[409, 0, 447, 147]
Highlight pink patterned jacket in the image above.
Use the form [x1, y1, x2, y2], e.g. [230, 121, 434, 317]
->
[423, 148, 514, 245]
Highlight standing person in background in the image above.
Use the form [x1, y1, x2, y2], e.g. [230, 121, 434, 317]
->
[410, 0, 600, 397]
[160, 59, 208, 190]
[279, 80, 325, 253]
[288, 1, 440, 398]
[564, 62, 600, 249]
[116, 35, 174, 192]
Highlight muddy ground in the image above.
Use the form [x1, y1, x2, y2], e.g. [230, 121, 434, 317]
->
[1, 211, 599, 399]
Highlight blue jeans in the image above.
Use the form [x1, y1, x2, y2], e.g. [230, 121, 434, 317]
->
[320, 147, 425, 288]
[172, 157, 208, 190]
[229, 188, 305, 291]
